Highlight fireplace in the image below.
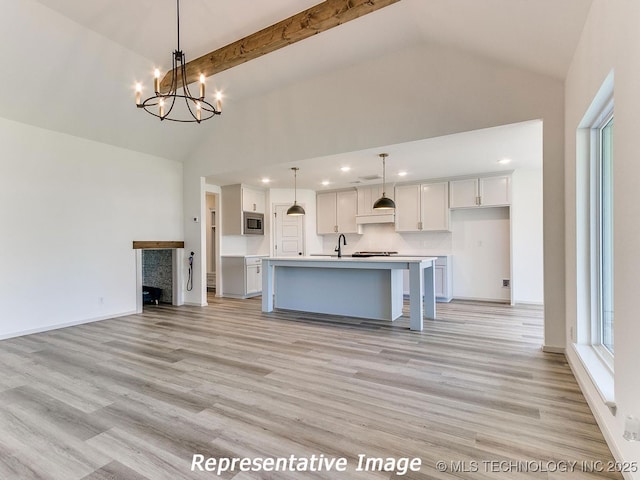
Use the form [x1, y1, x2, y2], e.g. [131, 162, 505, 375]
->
[133, 241, 185, 312]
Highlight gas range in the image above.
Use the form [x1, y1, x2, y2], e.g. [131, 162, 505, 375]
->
[351, 251, 398, 257]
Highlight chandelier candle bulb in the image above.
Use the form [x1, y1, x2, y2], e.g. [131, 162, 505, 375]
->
[135, 83, 142, 106]
[216, 92, 222, 113]
[199, 74, 205, 99]
[153, 69, 161, 94]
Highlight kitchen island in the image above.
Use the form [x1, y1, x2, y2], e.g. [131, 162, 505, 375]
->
[261, 256, 436, 331]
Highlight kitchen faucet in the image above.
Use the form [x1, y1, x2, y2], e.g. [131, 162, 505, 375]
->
[335, 233, 347, 258]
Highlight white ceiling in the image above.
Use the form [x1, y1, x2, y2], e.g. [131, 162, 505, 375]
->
[8, 0, 591, 176]
[206, 120, 543, 190]
[33, 0, 592, 81]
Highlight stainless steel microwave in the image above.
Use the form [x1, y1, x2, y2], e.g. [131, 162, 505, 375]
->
[243, 211, 264, 235]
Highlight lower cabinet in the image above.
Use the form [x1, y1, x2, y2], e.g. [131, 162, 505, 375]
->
[434, 256, 452, 302]
[402, 255, 452, 302]
[221, 256, 266, 298]
[245, 259, 263, 295]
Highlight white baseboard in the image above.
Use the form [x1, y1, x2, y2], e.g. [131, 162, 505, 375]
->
[566, 347, 637, 480]
[542, 345, 566, 354]
[0, 310, 137, 341]
[452, 295, 511, 303]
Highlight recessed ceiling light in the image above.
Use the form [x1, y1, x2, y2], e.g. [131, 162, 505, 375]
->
[261, 177, 270, 183]
[398, 171, 408, 177]
[498, 158, 512, 165]
[340, 166, 351, 172]
[321, 180, 330, 186]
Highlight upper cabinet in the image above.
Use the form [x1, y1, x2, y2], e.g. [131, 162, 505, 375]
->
[356, 185, 395, 224]
[221, 184, 266, 235]
[395, 182, 450, 232]
[316, 189, 358, 234]
[449, 175, 511, 208]
[242, 186, 265, 213]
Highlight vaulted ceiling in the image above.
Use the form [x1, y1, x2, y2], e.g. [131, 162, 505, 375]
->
[3, 0, 592, 171]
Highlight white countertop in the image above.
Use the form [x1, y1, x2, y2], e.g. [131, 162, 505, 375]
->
[221, 254, 269, 258]
[310, 252, 450, 257]
[264, 256, 437, 263]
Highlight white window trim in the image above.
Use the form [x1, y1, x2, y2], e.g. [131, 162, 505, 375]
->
[589, 101, 614, 363]
[573, 70, 615, 410]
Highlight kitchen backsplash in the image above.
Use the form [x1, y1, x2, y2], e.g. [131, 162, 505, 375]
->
[320, 223, 452, 255]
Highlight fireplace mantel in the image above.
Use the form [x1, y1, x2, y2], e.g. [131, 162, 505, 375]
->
[132, 241, 185, 249]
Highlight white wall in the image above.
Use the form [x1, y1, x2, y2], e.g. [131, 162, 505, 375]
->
[320, 223, 452, 256]
[451, 208, 511, 302]
[182, 40, 565, 348]
[511, 168, 544, 304]
[564, 0, 640, 472]
[0, 117, 183, 339]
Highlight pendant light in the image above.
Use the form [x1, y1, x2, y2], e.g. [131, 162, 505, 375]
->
[373, 153, 396, 210]
[287, 167, 306, 216]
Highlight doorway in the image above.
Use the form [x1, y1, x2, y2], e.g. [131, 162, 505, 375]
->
[273, 204, 305, 257]
[205, 192, 220, 296]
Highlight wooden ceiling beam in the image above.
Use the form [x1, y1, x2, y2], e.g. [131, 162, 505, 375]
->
[160, 0, 401, 92]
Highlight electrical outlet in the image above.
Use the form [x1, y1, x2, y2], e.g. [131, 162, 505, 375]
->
[502, 279, 510, 287]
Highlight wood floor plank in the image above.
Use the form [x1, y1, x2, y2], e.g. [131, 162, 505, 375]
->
[0, 297, 622, 479]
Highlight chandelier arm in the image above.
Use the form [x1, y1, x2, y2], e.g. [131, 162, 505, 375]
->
[170, 51, 180, 96]
[163, 92, 179, 119]
[180, 56, 196, 100]
[183, 96, 198, 122]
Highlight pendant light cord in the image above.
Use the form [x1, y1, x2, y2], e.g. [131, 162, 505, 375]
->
[382, 155, 386, 196]
[176, 0, 181, 52]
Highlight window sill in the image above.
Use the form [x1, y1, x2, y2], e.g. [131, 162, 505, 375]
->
[572, 343, 616, 413]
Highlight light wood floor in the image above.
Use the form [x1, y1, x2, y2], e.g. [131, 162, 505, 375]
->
[0, 297, 621, 480]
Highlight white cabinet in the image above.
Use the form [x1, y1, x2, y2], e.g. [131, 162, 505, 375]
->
[394, 182, 450, 232]
[316, 189, 358, 234]
[221, 256, 266, 298]
[449, 175, 510, 208]
[245, 257, 263, 295]
[434, 256, 452, 302]
[479, 176, 510, 206]
[402, 255, 452, 302]
[221, 184, 266, 235]
[356, 185, 395, 224]
[242, 186, 265, 213]
[357, 184, 383, 216]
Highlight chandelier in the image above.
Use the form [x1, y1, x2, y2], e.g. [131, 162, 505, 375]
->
[135, 0, 222, 123]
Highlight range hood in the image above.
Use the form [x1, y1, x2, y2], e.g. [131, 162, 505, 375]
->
[355, 212, 395, 225]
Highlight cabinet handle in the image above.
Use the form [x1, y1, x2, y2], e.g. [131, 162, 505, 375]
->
[257, 266, 260, 274]
[253, 203, 256, 211]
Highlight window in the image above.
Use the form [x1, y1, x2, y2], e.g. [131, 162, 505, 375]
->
[593, 105, 614, 358]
